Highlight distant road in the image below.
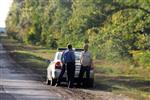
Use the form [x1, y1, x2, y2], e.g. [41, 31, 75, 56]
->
[0, 32, 7, 37]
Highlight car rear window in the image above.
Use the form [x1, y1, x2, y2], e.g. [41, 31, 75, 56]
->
[57, 51, 81, 61]
[75, 52, 81, 60]
[57, 52, 62, 60]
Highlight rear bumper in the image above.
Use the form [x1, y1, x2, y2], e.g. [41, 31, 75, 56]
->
[51, 69, 61, 79]
[51, 69, 94, 80]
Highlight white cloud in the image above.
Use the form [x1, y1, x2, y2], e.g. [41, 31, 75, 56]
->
[0, 0, 13, 27]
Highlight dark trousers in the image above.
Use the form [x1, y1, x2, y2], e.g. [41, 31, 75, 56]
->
[57, 64, 66, 85]
[66, 62, 75, 88]
[78, 65, 90, 87]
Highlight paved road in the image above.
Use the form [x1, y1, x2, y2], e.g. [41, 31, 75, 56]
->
[0, 43, 63, 100]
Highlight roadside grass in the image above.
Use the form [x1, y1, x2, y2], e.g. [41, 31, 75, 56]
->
[94, 60, 150, 78]
[94, 60, 150, 100]
[95, 74, 150, 100]
[0, 37, 55, 79]
[1, 36, 150, 100]
[12, 51, 48, 75]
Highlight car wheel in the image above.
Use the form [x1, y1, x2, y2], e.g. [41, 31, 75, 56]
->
[46, 78, 51, 85]
[51, 78, 57, 86]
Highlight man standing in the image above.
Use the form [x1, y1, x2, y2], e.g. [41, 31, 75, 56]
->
[78, 44, 93, 88]
[63, 44, 75, 88]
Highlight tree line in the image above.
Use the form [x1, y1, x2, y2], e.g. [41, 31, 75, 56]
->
[6, 0, 150, 66]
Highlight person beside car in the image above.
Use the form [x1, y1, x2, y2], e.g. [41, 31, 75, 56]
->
[78, 44, 93, 88]
[63, 44, 75, 88]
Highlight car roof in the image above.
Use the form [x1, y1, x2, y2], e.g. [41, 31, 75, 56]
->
[57, 48, 84, 52]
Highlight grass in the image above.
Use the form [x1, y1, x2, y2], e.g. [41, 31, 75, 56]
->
[95, 74, 150, 100]
[94, 59, 150, 100]
[94, 59, 150, 78]
[0, 37, 55, 80]
[0, 36, 150, 100]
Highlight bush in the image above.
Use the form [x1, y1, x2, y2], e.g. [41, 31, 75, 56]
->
[132, 51, 150, 67]
[139, 51, 150, 67]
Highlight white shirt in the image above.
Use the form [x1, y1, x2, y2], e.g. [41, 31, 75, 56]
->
[80, 51, 92, 66]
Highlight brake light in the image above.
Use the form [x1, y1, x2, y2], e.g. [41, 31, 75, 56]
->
[55, 62, 61, 69]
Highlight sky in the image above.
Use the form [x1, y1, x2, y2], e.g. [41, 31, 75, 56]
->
[0, 0, 13, 28]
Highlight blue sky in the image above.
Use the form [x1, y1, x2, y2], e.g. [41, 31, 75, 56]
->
[0, 0, 13, 27]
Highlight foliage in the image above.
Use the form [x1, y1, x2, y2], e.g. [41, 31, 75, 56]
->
[132, 51, 150, 67]
[6, 0, 150, 67]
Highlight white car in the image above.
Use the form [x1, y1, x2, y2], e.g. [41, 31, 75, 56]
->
[46, 48, 94, 87]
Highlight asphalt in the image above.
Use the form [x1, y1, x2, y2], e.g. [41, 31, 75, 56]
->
[0, 43, 62, 100]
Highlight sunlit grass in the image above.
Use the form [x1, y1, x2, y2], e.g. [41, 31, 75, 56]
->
[94, 59, 150, 78]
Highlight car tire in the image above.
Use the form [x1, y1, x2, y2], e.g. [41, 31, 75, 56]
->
[51, 78, 57, 86]
[46, 78, 51, 85]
